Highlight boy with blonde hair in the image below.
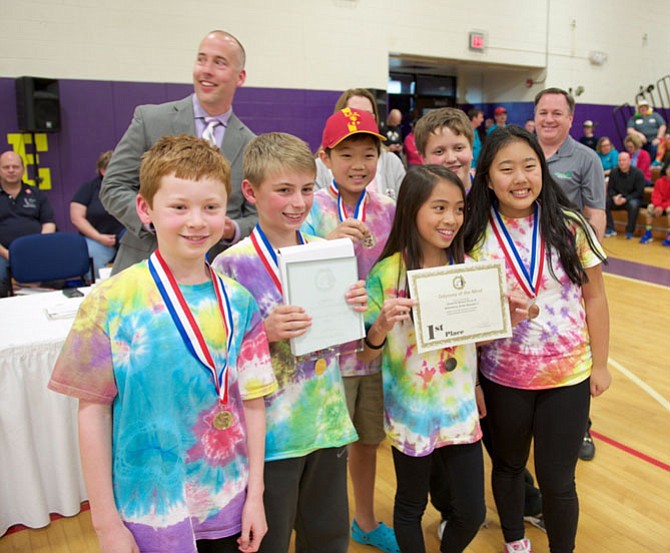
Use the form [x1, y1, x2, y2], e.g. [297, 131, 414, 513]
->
[49, 134, 277, 553]
[213, 132, 367, 553]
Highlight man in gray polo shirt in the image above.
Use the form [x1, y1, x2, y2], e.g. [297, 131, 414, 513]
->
[535, 87, 606, 241]
[534, 87, 605, 462]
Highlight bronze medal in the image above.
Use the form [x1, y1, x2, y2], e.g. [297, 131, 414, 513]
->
[213, 410, 234, 430]
[528, 303, 540, 320]
[362, 233, 376, 249]
[314, 358, 327, 376]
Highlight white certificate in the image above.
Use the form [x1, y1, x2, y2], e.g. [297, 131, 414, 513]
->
[278, 238, 365, 356]
[407, 260, 511, 353]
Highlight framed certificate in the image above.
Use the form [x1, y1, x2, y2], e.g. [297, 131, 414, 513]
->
[278, 238, 365, 356]
[407, 260, 511, 353]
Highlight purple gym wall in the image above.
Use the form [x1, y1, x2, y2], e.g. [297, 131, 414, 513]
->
[1, 76, 623, 232]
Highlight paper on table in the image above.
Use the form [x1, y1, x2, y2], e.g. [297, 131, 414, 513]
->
[278, 238, 365, 356]
[44, 298, 85, 320]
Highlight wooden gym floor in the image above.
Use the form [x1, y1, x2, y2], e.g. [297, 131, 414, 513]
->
[1, 237, 668, 552]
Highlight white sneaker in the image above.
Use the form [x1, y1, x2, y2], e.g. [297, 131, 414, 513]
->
[504, 538, 533, 552]
[437, 520, 447, 541]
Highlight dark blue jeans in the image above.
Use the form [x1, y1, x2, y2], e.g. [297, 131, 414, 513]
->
[606, 196, 641, 234]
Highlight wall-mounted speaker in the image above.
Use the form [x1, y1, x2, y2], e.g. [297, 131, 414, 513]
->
[15, 77, 61, 133]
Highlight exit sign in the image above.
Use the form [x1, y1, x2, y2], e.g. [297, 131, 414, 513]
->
[469, 31, 486, 51]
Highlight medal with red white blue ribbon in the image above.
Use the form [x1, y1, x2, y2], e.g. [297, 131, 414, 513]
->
[490, 202, 544, 319]
[148, 250, 235, 429]
[249, 224, 306, 294]
[329, 180, 376, 248]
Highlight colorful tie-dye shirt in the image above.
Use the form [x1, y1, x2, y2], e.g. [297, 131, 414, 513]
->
[48, 262, 277, 552]
[302, 188, 395, 377]
[470, 210, 605, 389]
[212, 235, 358, 461]
[365, 253, 481, 458]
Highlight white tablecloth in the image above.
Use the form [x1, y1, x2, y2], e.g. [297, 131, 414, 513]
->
[0, 290, 90, 534]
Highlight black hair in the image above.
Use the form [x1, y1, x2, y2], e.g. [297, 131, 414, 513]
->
[463, 125, 605, 286]
[378, 165, 466, 293]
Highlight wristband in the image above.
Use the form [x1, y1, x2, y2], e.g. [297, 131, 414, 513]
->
[364, 336, 387, 350]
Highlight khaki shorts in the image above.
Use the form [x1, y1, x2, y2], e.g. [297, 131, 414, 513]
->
[343, 372, 385, 445]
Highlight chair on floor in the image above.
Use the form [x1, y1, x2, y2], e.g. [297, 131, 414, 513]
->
[7, 232, 94, 296]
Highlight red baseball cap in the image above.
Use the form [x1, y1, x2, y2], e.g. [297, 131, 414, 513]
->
[322, 108, 386, 149]
[494, 106, 507, 115]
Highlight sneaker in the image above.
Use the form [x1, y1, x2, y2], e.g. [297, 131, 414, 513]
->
[523, 513, 546, 533]
[437, 519, 447, 541]
[639, 230, 653, 244]
[579, 428, 596, 461]
[504, 538, 533, 552]
[625, 232, 634, 240]
[662, 236, 670, 247]
[351, 520, 400, 553]
[604, 229, 617, 238]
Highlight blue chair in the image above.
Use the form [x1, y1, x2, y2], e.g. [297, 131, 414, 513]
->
[8, 232, 94, 296]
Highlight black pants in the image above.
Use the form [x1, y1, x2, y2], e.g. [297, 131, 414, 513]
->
[430, 413, 543, 519]
[392, 442, 485, 553]
[196, 534, 240, 552]
[482, 376, 590, 553]
[606, 196, 641, 234]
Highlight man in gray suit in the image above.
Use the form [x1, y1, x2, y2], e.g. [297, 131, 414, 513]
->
[101, 30, 256, 273]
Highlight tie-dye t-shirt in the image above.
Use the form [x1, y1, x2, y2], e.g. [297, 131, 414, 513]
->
[302, 188, 396, 377]
[365, 253, 481, 458]
[212, 235, 358, 461]
[470, 210, 605, 390]
[48, 262, 277, 552]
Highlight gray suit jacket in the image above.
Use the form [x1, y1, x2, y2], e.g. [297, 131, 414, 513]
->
[100, 95, 256, 273]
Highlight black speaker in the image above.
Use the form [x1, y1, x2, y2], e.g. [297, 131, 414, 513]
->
[15, 77, 61, 133]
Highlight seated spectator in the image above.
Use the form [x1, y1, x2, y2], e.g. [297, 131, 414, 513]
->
[579, 120, 598, 150]
[70, 151, 124, 278]
[524, 119, 536, 133]
[384, 108, 405, 162]
[627, 99, 667, 160]
[403, 120, 422, 166]
[639, 159, 670, 245]
[605, 152, 646, 239]
[315, 88, 405, 200]
[624, 135, 652, 183]
[596, 136, 619, 177]
[654, 132, 670, 166]
[486, 106, 507, 135]
[0, 151, 56, 297]
[468, 108, 484, 167]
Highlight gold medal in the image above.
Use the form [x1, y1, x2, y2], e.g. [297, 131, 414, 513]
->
[314, 358, 327, 376]
[528, 303, 540, 320]
[362, 233, 376, 249]
[213, 410, 234, 430]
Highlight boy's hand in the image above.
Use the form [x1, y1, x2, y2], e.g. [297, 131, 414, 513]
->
[96, 523, 140, 553]
[238, 494, 267, 552]
[326, 219, 370, 243]
[346, 280, 368, 312]
[263, 305, 311, 342]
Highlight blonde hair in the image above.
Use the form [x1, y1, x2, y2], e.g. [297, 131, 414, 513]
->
[96, 150, 113, 175]
[624, 134, 642, 150]
[414, 108, 474, 157]
[139, 135, 231, 207]
[243, 132, 316, 186]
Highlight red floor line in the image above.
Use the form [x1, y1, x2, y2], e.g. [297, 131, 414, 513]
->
[2, 502, 90, 537]
[590, 430, 670, 472]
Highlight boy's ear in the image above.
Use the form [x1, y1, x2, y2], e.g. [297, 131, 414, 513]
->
[136, 194, 152, 225]
[241, 179, 257, 204]
[319, 148, 332, 170]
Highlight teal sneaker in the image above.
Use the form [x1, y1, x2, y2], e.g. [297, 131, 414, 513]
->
[639, 230, 653, 244]
[352, 520, 400, 553]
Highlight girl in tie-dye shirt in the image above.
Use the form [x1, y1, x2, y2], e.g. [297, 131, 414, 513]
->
[464, 126, 610, 553]
[362, 165, 486, 553]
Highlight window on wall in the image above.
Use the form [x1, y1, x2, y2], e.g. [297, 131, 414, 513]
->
[388, 73, 457, 122]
